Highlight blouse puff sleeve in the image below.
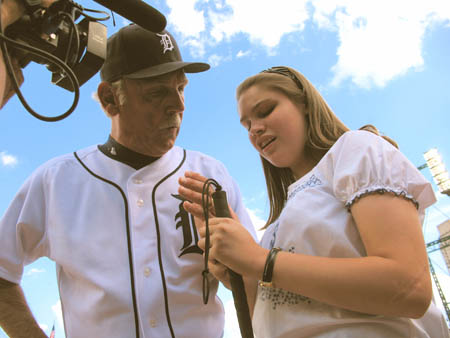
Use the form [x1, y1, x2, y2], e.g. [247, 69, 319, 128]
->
[326, 130, 436, 223]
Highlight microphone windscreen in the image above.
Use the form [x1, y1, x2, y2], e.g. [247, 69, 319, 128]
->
[93, 0, 167, 33]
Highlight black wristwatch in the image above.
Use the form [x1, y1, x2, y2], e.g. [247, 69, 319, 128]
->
[259, 247, 282, 288]
[20, 0, 42, 15]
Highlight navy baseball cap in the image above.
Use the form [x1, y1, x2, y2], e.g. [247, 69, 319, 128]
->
[100, 24, 210, 82]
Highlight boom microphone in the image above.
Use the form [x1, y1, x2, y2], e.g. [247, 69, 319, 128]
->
[93, 0, 167, 33]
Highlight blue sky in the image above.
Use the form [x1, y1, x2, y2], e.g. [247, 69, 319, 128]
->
[1, 0, 450, 337]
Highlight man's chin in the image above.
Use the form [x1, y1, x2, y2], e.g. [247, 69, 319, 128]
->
[152, 139, 177, 157]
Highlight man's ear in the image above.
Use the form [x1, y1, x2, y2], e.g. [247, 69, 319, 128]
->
[98, 82, 120, 116]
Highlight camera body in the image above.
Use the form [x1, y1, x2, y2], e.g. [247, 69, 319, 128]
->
[5, 0, 106, 92]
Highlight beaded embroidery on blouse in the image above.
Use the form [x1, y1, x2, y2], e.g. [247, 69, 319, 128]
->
[287, 174, 322, 200]
[345, 187, 419, 211]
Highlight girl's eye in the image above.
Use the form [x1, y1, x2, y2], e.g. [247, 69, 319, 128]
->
[245, 106, 275, 132]
[259, 105, 274, 118]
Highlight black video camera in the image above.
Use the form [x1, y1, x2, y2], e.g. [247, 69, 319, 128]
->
[0, 0, 166, 121]
[5, 0, 107, 92]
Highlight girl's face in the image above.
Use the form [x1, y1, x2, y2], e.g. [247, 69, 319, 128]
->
[238, 84, 313, 179]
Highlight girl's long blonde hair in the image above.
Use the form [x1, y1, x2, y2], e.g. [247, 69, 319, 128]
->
[236, 66, 397, 228]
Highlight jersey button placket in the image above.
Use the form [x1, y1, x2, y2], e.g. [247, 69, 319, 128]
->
[144, 267, 151, 277]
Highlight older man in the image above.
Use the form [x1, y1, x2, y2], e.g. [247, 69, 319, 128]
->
[0, 24, 255, 338]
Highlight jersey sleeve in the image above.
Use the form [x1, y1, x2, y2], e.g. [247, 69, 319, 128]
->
[0, 167, 49, 283]
[326, 130, 436, 217]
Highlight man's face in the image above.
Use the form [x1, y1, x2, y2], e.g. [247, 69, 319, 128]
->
[114, 70, 188, 157]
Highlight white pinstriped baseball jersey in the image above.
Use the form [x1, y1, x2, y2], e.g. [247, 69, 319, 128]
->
[0, 144, 255, 338]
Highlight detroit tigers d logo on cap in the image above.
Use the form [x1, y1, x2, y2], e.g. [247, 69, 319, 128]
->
[157, 33, 175, 54]
[100, 24, 210, 81]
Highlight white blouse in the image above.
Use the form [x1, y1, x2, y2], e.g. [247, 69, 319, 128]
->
[253, 130, 449, 338]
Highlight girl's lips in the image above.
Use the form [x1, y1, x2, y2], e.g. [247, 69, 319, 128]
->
[261, 137, 276, 150]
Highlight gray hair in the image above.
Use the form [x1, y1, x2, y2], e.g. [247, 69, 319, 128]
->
[110, 78, 127, 105]
[93, 79, 127, 117]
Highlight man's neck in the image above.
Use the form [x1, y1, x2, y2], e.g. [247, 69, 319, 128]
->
[98, 135, 161, 170]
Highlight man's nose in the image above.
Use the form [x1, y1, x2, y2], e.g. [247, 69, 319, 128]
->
[168, 90, 185, 113]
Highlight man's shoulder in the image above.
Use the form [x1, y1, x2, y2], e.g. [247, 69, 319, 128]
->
[35, 144, 99, 175]
[183, 148, 225, 167]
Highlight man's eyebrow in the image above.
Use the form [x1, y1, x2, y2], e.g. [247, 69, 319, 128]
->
[141, 74, 188, 87]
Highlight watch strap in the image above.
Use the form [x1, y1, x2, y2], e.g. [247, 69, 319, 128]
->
[259, 247, 281, 288]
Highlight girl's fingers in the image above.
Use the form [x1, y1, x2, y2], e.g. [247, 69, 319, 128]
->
[209, 261, 231, 289]
[198, 237, 205, 251]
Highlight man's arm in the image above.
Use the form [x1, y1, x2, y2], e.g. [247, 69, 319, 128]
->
[0, 277, 47, 338]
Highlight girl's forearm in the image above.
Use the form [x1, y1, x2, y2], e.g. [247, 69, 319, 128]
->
[266, 252, 431, 318]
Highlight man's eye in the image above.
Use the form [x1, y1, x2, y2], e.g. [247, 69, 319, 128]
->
[154, 89, 167, 96]
[144, 89, 166, 99]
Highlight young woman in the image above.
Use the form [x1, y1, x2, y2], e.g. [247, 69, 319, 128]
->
[178, 66, 449, 338]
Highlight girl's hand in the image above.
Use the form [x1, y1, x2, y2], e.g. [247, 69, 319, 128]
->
[178, 171, 266, 279]
[197, 217, 267, 278]
[208, 260, 231, 290]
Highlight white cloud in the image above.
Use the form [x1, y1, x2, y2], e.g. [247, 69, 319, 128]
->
[184, 37, 208, 58]
[167, 0, 310, 55]
[52, 300, 64, 328]
[166, 0, 206, 37]
[24, 268, 45, 277]
[39, 323, 48, 332]
[0, 151, 18, 167]
[209, 0, 309, 47]
[246, 207, 266, 240]
[91, 90, 100, 103]
[208, 53, 232, 67]
[236, 50, 250, 58]
[313, 0, 437, 88]
[165, 0, 450, 88]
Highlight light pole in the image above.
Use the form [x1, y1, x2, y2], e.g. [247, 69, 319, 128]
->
[418, 148, 450, 324]
[423, 148, 450, 196]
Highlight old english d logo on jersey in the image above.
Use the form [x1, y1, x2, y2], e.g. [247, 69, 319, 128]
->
[172, 194, 202, 257]
[157, 33, 175, 54]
